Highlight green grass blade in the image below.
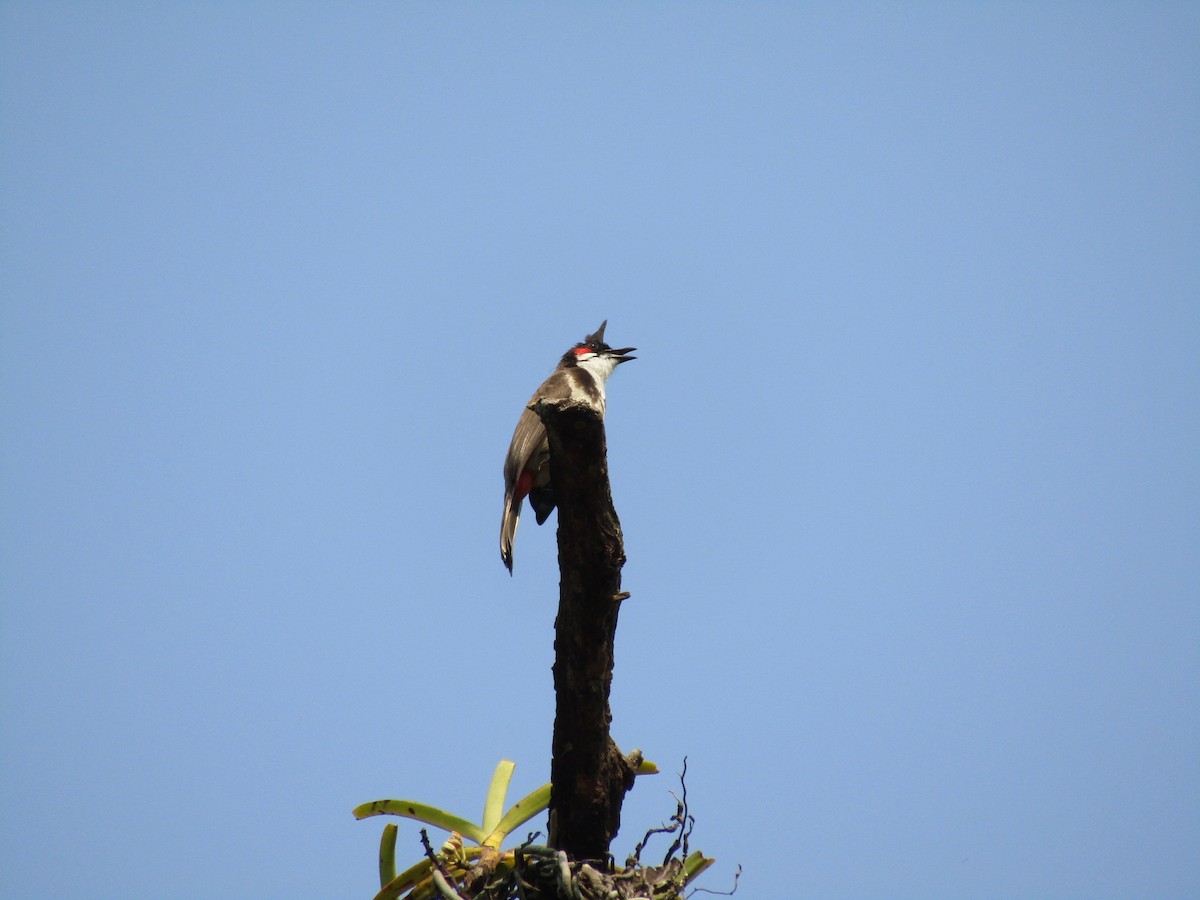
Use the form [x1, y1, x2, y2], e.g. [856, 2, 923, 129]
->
[483, 759, 516, 834]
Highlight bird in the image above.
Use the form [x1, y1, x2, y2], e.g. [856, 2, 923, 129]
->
[500, 321, 635, 573]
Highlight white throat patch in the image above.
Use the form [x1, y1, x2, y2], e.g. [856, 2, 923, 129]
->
[576, 352, 620, 384]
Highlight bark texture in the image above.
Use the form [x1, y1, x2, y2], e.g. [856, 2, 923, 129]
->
[532, 397, 638, 862]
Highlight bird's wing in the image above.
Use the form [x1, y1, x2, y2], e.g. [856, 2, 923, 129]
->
[500, 405, 548, 572]
[503, 406, 547, 490]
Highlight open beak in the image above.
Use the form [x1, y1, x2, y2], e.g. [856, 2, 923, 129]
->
[610, 347, 636, 363]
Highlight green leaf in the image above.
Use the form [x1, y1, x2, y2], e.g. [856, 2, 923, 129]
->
[378, 823, 398, 888]
[486, 782, 551, 847]
[680, 851, 715, 884]
[481, 756, 659, 848]
[371, 858, 435, 900]
[352, 800, 487, 846]
[482, 759, 515, 834]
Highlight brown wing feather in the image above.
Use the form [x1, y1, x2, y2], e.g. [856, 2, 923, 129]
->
[500, 406, 548, 572]
[503, 407, 546, 492]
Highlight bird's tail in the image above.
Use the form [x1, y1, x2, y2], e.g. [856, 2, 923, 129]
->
[500, 493, 520, 574]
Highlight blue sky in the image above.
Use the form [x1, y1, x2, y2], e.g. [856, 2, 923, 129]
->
[2, 3, 1197, 898]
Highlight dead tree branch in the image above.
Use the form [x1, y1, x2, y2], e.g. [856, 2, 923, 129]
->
[532, 397, 638, 861]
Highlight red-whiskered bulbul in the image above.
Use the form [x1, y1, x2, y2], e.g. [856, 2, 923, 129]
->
[500, 320, 635, 573]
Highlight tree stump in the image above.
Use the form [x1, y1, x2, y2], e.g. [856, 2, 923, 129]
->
[531, 397, 639, 862]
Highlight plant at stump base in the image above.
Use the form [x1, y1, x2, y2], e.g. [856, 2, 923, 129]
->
[354, 758, 730, 900]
